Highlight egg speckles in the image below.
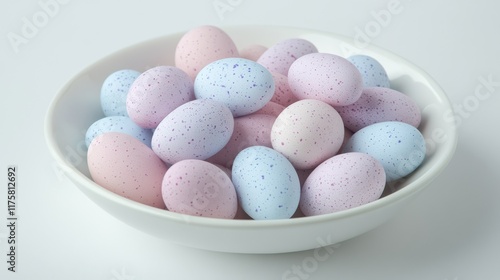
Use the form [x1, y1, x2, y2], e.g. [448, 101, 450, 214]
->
[152, 99, 234, 165]
[100, 69, 140, 117]
[194, 57, 275, 117]
[271, 99, 344, 170]
[126, 66, 194, 129]
[232, 146, 300, 220]
[347, 55, 390, 88]
[162, 159, 237, 219]
[85, 116, 153, 148]
[288, 53, 364, 106]
[300, 152, 386, 216]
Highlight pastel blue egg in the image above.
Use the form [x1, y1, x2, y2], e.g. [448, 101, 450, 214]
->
[347, 55, 390, 88]
[342, 121, 426, 182]
[101, 69, 141, 117]
[85, 116, 153, 148]
[194, 58, 275, 117]
[232, 146, 300, 220]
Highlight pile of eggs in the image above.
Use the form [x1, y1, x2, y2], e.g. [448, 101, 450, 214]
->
[86, 25, 426, 220]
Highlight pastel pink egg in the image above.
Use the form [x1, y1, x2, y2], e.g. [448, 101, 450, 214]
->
[288, 53, 363, 106]
[257, 38, 317, 76]
[270, 72, 299, 107]
[162, 159, 237, 219]
[253, 101, 285, 117]
[334, 87, 422, 132]
[239, 44, 267, 61]
[271, 99, 344, 170]
[299, 152, 386, 216]
[207, 113, 276, 168]
[87, 132, 168, 209]
[175, 25, 239, 80]
[126, 66, 194, 129]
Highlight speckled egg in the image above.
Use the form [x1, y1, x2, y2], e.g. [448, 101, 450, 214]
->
[85, 116, 153, 148]
[257, 38, 318, 76]
[207, 113, 276, 168]
[232, 146, 300, 220]
[152, 99, 234, 165]
[253, 101, 285, 117]
[342, 121, 426, 182]
[126, 66, 194, 129]
[299, 152, 386, 216]
[271, 99, 344, 170]
[347, 54, 390, 88]
[87, 132, 168, 209]
[335, 87, 421, 132]
[100, 69, 140, 117]
[270, 72, 299, 107]
[194, 57, 275, 117]
[175, 25, 239, 80]
[162, 159, 237, 219]
[239, 44, 267, 61]
[288, 53, 364, 106]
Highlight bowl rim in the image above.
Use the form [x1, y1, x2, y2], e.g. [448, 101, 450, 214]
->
[44, 24, 458, 229]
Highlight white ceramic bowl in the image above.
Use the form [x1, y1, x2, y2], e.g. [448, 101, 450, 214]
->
[44, 25, 457, 254]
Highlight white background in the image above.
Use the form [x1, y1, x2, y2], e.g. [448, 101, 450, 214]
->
[1, 0, 499, 279]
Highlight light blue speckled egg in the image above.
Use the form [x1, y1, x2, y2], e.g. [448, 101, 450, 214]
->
[194, 57, 275, 117]
[342, 121, 426, 182]
[85, 116, 153, 148]
[100, 69, 141, 117]
[347, 55, 390, 88]
[232, 146, 300, 220]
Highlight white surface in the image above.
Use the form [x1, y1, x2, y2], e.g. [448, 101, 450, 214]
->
[1, 0, 499, 279]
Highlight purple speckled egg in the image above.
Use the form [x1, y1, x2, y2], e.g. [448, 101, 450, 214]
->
[257, 38, 318, 76]
[162, 159, 237, 219]
[271, 99, 344, 170]
[126, 66, 194, 129]
[175, 25, 239, 80]
[151, 99, 234, 165]
[299, 152, 386, 216]
[288, 53, 364, 106]
[335, 87, 421, 132]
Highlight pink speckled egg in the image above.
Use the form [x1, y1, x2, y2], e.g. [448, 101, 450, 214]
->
[126, 66, 194, 129]
[288, 53, 363, 106]
[175, 25, 239, 80]
[162, 159, 237, 219]
[87, 132, 168, 209]
[253, 101, 285, 117]
[270, 72, 299, 107]
[271, 99, 344, 170]
[257, 38, 318, 76]
[299, 152, 386, 216]
[239, 44, 267, 61]
[152, 99, 234, 165]
[335, 87, 422, 132]
[207, 113, 276, 168]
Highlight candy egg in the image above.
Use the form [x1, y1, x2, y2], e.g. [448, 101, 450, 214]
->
[87, 132, 168, 209]
[253, 101, 285, 117]
[85, 116, 153, 148]
[100, 69, 140, 117]
[239, 44, 267, 61]
[342, 121, 426, 182]
[162, 159, 237, 219]
[152, 99, 234, 165]
[126, 66, 194, 129]
[257, 38, 318, 76]
[232, 146, 300, 220]
[175, 25, 239, 80]
[335, 87, 421, 132]
[347, 54, 390, 88]
[271, 99, 344, 170]
[270, 71, 299, 107]
[300, 152, 386, 216]
[288, 53, 364, 106]
[194, 57, 275, 117]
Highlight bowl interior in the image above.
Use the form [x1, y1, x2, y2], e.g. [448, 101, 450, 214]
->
[44, 25, 457, 253]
